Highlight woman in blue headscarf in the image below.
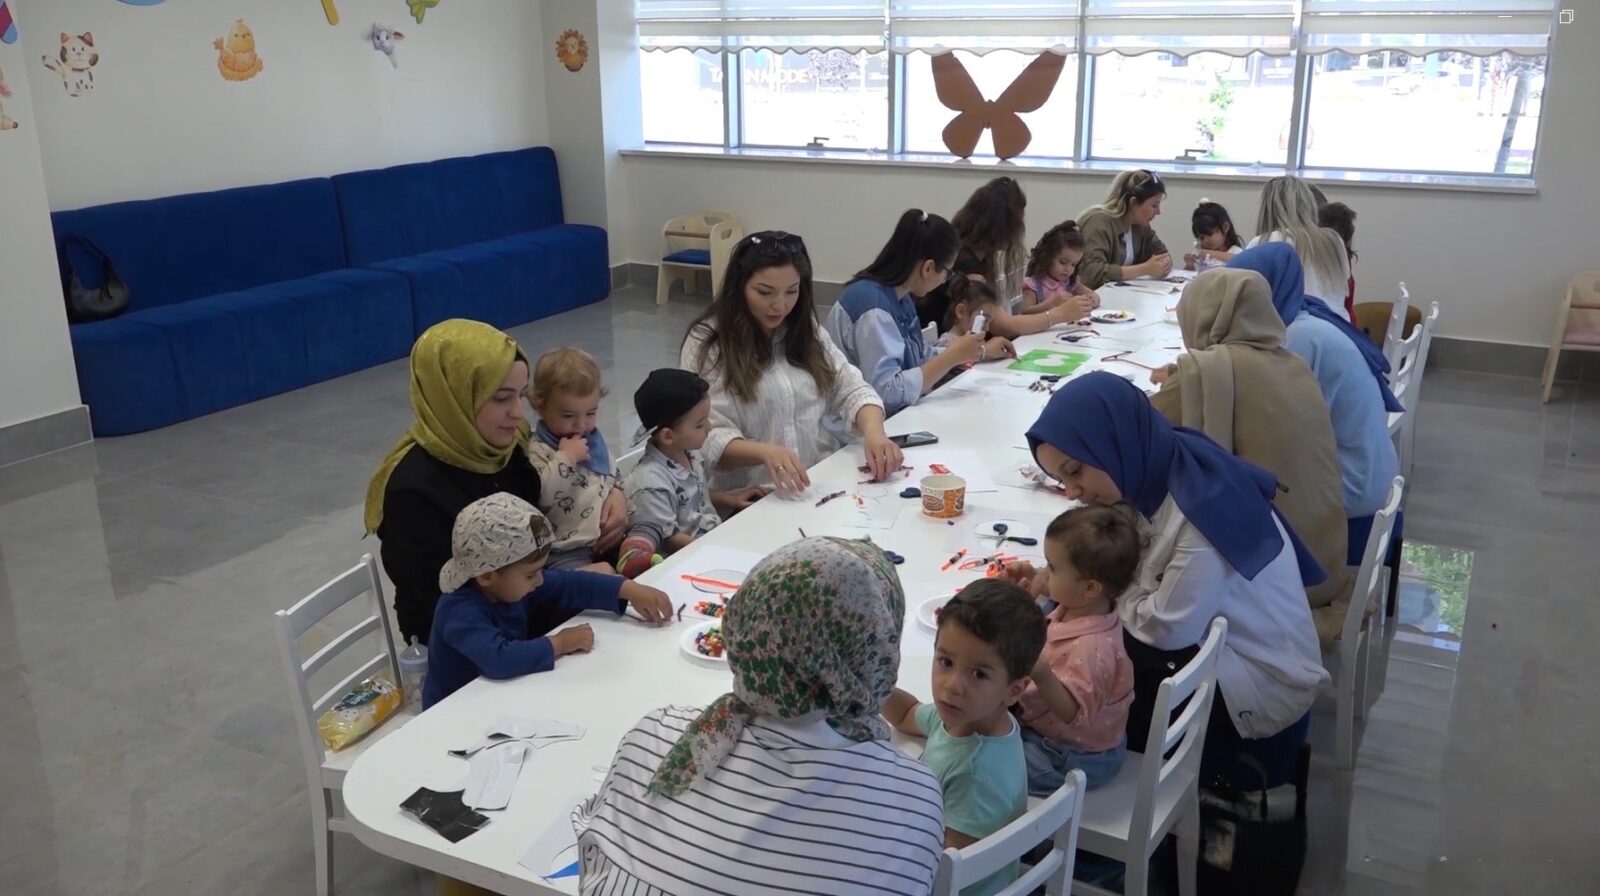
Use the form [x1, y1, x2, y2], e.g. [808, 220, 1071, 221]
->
[1230, 243, 1400, 523]
[1019, 372, 1329, 785]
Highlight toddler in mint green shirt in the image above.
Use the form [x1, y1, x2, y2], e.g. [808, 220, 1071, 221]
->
[883, 579, 1047, 896]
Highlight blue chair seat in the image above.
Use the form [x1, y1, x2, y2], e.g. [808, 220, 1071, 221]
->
[663, 248, 711, 266]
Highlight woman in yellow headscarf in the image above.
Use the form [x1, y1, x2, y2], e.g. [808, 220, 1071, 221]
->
[365, 319, 541, 643]
[1151, 268, 1352, 642]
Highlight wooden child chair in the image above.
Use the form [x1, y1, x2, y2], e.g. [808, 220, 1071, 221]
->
[1541, 271, 1600, 402]
[657, 210, 742, 306]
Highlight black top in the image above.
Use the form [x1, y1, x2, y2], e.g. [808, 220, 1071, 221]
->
[917, 245, 985, 331]
[378, 444, 544, 644]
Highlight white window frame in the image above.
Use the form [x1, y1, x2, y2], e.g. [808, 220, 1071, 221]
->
[637, 1, 1559, 182]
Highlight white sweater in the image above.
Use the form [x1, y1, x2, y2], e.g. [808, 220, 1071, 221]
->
[681, 319, 883, 491]
[1122, 496, 1329, 739]
[1246, 231, 1353, 321]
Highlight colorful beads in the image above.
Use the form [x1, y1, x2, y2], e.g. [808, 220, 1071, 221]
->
[695, 626, 725, 658]
[695, 600, 726, 618]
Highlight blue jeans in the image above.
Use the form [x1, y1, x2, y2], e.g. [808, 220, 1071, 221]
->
[1021, 728, 1127, 795]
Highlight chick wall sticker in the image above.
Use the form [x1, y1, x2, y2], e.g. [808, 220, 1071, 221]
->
[214, 19, 263, 82]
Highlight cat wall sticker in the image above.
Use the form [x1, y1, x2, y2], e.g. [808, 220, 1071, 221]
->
[41, 32, 99, 98]
[0, 63, 20, 130]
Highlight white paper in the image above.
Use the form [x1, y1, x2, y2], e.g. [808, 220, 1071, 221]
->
[898, 447, 1000, 494]
[943, 370, 1045, 398]
[463, 741, 527, 810]
[493, 716, 586, 741]
[518, 794, 589, 881]
[840, 489, 906, 530]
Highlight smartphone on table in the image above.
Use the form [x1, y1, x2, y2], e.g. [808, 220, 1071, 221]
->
[890, 431, 939, 449]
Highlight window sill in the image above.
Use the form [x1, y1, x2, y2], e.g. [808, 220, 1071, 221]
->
[619, 144, 1538, 195]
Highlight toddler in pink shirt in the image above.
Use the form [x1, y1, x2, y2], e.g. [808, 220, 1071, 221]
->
[1010, 505, 1138, 792]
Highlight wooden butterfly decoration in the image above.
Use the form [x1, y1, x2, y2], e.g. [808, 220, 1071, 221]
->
[931, 51, 1067, 160]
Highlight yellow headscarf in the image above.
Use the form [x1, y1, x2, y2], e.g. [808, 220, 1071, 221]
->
[363, 320, 530, 535]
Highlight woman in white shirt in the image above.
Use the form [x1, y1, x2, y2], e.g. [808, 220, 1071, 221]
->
[681, 231, 904, 493]
[574, 537, 945, 896]
[1246, 176, 1352, 319]
[1018, 372, 1329, 787]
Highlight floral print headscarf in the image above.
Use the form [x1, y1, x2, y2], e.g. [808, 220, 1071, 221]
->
[648, 537, 905, 796]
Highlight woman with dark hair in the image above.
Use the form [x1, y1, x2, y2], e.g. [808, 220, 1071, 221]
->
[923, 177, 1075, 339]
[682, 231, 903, 495]
[1076, 169, 1173, 289]
[826, 209, 1015, 413]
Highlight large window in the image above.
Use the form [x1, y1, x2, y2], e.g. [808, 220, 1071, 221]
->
[640, 49, 724, 146]
[638, 1, 1557, 178]
[1303, 51, 1545, 175]
[741, 50, 890, 149]
[1089, 52, 1293, 165]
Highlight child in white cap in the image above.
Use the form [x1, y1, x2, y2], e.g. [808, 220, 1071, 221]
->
[423, 493, 672, 709]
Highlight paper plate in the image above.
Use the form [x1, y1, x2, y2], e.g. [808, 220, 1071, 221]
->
[1091, 309, 1136, 324]
[680, 620, 729, 668]
[916, 595, 952, 633]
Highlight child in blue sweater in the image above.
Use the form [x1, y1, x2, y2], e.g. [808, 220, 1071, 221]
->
[422, 493, 673, 709]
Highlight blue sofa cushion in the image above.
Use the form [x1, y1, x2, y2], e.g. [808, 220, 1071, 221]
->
[268, 269, 414, 380]
[334, 148, 565, 266]
[70, 319, 187, 436]
[53, 178, 347, 311]
[663, 248, 711, 266]
[121, 303, 253, 418]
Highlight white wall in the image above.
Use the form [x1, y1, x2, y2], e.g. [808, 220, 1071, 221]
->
[615, 16, 1599, 347]
[20, 0, 548, 210]
[0, 8, 83, 430]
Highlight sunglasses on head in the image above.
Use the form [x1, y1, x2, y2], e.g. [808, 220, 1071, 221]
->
[1127, 169, 1164, 198]
[738, 230, 809, 260]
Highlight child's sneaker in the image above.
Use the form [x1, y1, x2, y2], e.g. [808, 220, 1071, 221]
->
[616, 536, 662, 578]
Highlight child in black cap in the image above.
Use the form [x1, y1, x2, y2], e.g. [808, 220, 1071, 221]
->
[617, 369, 768, 577]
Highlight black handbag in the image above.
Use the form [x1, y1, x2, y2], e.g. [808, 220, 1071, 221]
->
[61, 235, 131, 323]
[1197, 754, 1308, 895]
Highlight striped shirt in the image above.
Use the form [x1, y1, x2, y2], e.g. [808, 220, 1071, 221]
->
[573, 706, 945, 896]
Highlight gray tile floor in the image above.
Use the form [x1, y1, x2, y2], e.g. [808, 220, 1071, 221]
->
[1, 287, 1595, 895]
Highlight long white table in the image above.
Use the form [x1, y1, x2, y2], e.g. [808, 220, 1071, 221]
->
[341, 280, 1189, 894]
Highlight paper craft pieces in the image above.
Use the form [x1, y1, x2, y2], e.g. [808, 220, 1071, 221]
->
[400, 788, 491, 842]
[462, 740, 528, 810]
[1008, 349, 1091, 376]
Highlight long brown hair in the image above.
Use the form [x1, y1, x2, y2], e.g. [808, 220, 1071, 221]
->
[951, 176, 1027, 300]
[1025, 221, 1087, 280]
[684, 231, 836, 405]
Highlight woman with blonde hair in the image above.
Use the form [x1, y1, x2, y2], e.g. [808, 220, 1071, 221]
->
[1246, 175, 1352, 319]
[1076, 169, 1173, 289]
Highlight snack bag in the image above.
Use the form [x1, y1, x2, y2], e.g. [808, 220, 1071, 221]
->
[316, 676, 402, 750]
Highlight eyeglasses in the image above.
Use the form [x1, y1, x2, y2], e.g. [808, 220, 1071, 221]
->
[737, 230, 809, 260]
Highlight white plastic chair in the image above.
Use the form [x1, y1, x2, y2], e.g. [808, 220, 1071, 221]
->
[1387, 302, 1439, 483]
[1382, 281, 1411, 384]
[614, 444, 645, 480]
[1070, 618, 1227, 896]
[932, 770, 1086, 896]
[1541, 272, 1600, 403]
[273, 554, 412, 896]
[1326, 477, 1403, 770]
[657, 210, 742, 306]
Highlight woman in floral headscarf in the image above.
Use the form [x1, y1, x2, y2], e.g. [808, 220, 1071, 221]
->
[574, 537, 945, 895]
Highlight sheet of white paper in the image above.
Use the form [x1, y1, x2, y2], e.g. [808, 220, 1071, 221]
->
[463, 741, 527, 810]
[899, 447, 1000, 494]
[840, 488, 906, 530]
[518, 794, 589, 882]
[493, 717, 586, 741]
[1123, 320, 1183, 346]
[944, 370, 1048, 398]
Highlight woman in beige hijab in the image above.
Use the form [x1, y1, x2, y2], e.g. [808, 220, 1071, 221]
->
[1152, 268, 1351, 642]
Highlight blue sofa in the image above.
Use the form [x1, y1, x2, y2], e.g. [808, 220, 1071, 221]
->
[332, 148, 609, 332]
[56, 148, 608, 436]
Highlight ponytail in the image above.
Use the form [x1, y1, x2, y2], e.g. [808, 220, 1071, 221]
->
[852, 208, 961, 290]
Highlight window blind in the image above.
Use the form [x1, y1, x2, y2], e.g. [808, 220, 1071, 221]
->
[1302, 0, 1557, 55]
[1083, 0, 1295, 56]
[887, 0, 1079, 54]
[638, 0, 888, 52]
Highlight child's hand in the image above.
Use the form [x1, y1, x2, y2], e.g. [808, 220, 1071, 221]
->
[999, 560, 1037, 586]
[1183, 252, 1198, 271]
[715, 486, 769, 513]
[947, 331, 986, 365]
[550, 624, 595, 657]
[1063, 295, 1095, 323]
[621, 582, 673, 623]
[1083, 288, 1101, 309]
[558, 435, 590, 466]
[981, 337, 1015, 362]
